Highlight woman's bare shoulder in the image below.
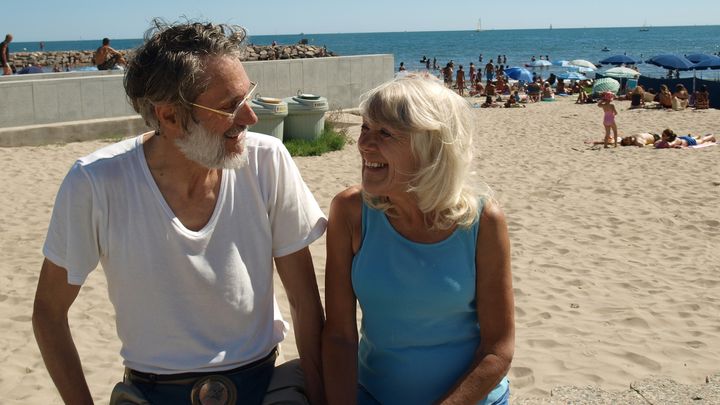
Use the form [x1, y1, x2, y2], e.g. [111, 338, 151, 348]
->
[330, 186, 363, 219]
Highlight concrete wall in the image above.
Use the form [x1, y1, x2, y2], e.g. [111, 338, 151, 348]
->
[0, 54, 393, 147]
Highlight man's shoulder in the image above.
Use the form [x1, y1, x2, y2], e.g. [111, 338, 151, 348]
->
[245, 131, 285, 153]
[76, 136, 140, 171]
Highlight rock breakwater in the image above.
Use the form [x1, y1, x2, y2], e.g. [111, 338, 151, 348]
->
[7, 44, 335, 69]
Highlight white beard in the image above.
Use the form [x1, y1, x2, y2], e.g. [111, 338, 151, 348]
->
[175, 121, 249, 169]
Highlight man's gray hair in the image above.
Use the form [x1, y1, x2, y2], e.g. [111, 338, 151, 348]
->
[124, 19, 247, 131]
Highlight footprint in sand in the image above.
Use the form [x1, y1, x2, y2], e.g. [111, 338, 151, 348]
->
[508, 367, 535, 388]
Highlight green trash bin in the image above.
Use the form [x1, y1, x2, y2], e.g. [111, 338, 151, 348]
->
[249, 97, 288, 140]
[283, 93, 329, 140]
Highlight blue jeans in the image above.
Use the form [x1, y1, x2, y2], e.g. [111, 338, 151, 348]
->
[129, 351, 277, 405]
[490, 385, 510, 405]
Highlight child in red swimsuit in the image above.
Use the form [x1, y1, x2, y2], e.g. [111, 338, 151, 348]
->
[598, 91, 618, 148]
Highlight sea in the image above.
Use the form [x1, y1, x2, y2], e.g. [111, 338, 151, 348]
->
[11, 25, 720, 79]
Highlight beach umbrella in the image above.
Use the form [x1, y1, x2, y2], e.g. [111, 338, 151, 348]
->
[569, 59, 597, 70]
[645, 54, 695, 71]
[552, 60, 570, 66]
[557, 71, 587, 80]
[691, 55, 720, 70]
[505, 67, 533, 82]
[603, 66, 640, 79]
[592, 77, 620, 95]
[567, 65, 595, 73]
[526, 60, 552, 68]
[599, 55, 639, 65]
[685, 53, 715, 63]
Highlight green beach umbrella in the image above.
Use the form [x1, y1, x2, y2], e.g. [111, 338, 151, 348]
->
[592, 77, 620, 95]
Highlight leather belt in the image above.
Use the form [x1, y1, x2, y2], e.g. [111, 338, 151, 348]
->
[125, 347, 277, 385]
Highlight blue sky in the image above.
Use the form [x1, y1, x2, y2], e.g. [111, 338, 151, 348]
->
[4, 0, 719, 42]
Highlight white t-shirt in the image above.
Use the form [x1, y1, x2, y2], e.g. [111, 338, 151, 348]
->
[43, 132, 327, 373]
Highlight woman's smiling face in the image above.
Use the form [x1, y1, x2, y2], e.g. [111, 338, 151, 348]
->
[357, 119, 417, 198]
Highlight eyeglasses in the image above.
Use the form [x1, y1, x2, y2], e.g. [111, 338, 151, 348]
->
[190, 81, 258, 122]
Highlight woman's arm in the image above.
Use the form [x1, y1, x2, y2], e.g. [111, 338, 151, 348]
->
[322, 187, 362, 405]
[436, 200, 515, 405]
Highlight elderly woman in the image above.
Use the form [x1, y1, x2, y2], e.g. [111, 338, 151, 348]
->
[322, 74, 514, 405]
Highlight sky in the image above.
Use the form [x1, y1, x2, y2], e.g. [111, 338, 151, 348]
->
[4, 0, 720, 42]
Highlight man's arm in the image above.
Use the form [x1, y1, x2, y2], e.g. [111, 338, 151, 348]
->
[275, 247, 325, 405]
[32, 258, 94, 405]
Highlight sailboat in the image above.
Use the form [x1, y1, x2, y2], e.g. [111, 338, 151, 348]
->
[639, 21, 649, 31]
[476, 18, 482, 32]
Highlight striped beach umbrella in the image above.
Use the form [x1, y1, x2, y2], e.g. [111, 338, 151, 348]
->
[592, 77, 620, 95]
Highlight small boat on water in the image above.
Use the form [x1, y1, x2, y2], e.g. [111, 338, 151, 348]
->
[601, 47, 610, 52]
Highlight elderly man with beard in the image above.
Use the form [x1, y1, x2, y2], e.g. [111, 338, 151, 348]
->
[32, 20, 327, 405]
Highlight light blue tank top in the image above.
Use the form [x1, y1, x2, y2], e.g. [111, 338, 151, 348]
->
[351, 200, 509, 405]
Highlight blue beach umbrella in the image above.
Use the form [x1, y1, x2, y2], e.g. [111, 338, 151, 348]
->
[645, 54, 695, 71]
[558, 71, 587, 80]
[685, 53, 714, 63]
[504, 66, 533, 82]
[599, 55, 638, 65]
[692, 55, 720, 70]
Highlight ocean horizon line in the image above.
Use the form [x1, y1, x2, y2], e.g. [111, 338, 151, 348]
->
[11, 24, 720, 45]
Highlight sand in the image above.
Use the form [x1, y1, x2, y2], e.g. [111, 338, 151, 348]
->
[1, 96, 718, 404]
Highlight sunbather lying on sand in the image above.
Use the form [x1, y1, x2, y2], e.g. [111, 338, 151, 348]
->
[584, 132, 658, 147]
[654, 128, 716, 148]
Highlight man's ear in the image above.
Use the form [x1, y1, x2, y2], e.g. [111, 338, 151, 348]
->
[154, 103, 183, 133]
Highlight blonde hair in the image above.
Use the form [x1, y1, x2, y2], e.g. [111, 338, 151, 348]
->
[359, 73, 480, 230]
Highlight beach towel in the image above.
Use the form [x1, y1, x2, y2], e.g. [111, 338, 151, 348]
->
[688, 142, 718, 149]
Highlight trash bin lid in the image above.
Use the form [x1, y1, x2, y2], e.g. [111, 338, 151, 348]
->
[286, 96, 328, 109]
[297, 93, 321, 100]
[250, 99, 288, 114]
[257, 96, 282, 104]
